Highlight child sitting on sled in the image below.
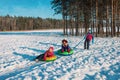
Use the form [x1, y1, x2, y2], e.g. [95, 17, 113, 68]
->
[35, 47, 55, 62]
[61, 39, 71, 53]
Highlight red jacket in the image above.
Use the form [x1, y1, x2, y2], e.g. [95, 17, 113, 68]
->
[86, 33, 93, 41]
[43, 51, 54, 60]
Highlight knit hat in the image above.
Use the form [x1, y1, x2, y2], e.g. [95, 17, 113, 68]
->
[62, 39, 68, 43]
[88, 29, 92, 34]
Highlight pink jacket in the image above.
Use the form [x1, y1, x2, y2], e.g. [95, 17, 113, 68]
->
[43, 50, 54, 60]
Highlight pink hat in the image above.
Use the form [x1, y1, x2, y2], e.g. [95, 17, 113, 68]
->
[49, 47, 54, 50]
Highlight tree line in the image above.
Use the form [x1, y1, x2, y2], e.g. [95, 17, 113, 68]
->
[51, 0, 120, 37]
[0, 15, 64, 31]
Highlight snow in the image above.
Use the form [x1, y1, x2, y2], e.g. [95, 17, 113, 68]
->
[0, 29, 120, 80]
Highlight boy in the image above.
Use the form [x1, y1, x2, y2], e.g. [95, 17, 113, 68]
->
[61, 39, 71, 52]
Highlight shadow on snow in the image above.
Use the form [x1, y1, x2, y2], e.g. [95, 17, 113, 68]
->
[84, 62, 120, 80]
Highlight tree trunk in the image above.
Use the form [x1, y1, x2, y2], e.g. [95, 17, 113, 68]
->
[111, 0, 116, 37]
[63, 15, 66, 35]
[75, 6, 79, 36]
[65, 15, 68, 35]
[106, 1, 109, 37]
[96, 0, 98, 37]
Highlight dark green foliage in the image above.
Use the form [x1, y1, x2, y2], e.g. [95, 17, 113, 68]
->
[0, 15, 63, 31]
[51, 0, 120, 37]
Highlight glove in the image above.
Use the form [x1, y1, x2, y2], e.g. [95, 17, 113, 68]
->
[83, 35, 86, 40]
[61, 49, 64, 53]
[92, 40, 94, 44]
[67, 49, 70, 53]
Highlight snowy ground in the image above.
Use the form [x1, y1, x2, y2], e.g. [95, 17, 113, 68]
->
[0, 30, 120, 80]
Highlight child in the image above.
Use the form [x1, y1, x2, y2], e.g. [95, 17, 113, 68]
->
[61, 39, 71, 53]
[35, 47, 54, 62]
[84, 29, 94, 50]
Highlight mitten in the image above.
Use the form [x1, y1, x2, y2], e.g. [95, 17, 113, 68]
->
[67, 49, 70, 53]
[92, 40, 94, 44]
[61, 49, 64, 52]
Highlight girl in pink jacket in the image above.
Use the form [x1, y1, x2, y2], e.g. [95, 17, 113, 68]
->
[35, 47, 54, 62]
[43, 47, 54, 61]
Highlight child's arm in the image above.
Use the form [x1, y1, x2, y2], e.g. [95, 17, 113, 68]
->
[84, 35, 86, 40]
[61, 45, 64, 52]
[84, 33, 88, 40]
[92, 35, 94, 44]
[68, 45, 71, 49]
[67, 45, 71, 52]
[43, 51, 47, 61]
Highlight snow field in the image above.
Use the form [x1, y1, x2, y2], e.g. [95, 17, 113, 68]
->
[0, 31, 119, 80]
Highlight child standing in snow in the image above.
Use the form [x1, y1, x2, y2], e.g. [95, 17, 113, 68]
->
[35, 47, 55, 62]
[84, 30, 94, 50]
[61, 39, 71, 52]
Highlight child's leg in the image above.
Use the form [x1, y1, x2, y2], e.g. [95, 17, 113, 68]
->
[84, 39, 87, 49]
[87, 40, 90, 50]
[61, 49, 64, 52]
[36, 54, 44, 60]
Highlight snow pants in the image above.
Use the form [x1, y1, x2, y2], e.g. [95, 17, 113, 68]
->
[36, 54, 44, 60]
[84, 39, 90, 50]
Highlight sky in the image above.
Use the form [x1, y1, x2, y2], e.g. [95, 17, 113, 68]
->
[0, 0, 62, 19]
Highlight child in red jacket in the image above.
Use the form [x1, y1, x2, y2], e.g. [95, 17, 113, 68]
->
[35, 47, 54, 62]
[84, 30, 94, 50]
[43, 47, 54, 61]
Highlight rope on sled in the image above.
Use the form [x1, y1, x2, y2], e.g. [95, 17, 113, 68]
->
[73, 37, 85, 49]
